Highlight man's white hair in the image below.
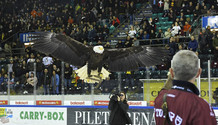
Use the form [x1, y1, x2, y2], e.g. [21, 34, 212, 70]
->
[171, 50, 199, 81]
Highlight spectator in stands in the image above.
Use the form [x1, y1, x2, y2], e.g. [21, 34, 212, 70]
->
[8, 59, 14, 79]
[213, 33, 218, 61]
[8, 74, 16, 90]
[51, 70, 59, 95]
[68, 16, 74, 24]
[168, 37, 177, 56]
[164, 28, 172, 44]
[42, 54, 53, 75]
[116, 40, 124, 48]
[128, 25, 137, 39]
[4, 43, 12, 54]
[171, 22, 181, 36]
[0, 68, 6, 76]
[188, 36, 198, 52]
[156, 29, 164, 38]
[186, 2, 194, 15]
[102, 24, 109, 39]
[0, 73, 5, 94]
[26, 72, 37, 92]
[157, 0, 164, 12]
[210, 5, 217, 14]
[52, 64, 61, 76]
[27, 53, 35, 72]
[164, 0, 170, 13]
[125, 71, 134, 89]
[137, 29, 144, 39]
[156, 29, 164, 44]
[88, 25, 97, 43]
[124, 36, 133, 47]
[42, 68, 51, 95]
[64, 63, 72, 94]
[168, 9, 176, 21]
[112, 16, 120, 27]
[36, 58, 43, 88]
[201, 5, 207, 14]
[21, 72, 29, 94]
[143, 30, 150, 40]
[206, 26, 214, 50]
[183, 21, 191, 36]
[128, 1, 135, 25]
[150, 29, 156, 44]
[198, 28, 208, 53]
[193, 5, 201, 20]
[104, 42, 111, 49]
[20, 60, 27, 76]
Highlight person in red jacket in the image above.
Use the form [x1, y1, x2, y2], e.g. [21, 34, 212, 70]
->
[112, 16, 120, 27]
[154, 50, 217, 125]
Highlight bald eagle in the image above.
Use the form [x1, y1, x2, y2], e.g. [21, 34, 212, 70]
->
[30, 32, 168, 83]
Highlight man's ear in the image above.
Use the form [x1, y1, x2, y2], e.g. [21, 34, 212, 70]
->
[169, 68, 174, 78]
[195, 68, 202, 78]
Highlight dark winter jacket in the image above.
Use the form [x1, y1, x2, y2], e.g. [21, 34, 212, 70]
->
[188, 39, 198, 52]
[108, 99, 132, 125]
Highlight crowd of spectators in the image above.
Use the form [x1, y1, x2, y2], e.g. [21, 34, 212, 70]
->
[115, 0, 218, 57]
[0, 0, 144, 46]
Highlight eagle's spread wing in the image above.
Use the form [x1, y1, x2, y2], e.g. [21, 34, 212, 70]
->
[105, 46, 168, 72]
[30, 32, 91, 66]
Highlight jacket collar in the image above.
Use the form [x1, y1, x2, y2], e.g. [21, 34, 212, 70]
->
[172, 80, 200, 95]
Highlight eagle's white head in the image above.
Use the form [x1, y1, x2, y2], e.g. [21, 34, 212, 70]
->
[93, 45, 104, 54]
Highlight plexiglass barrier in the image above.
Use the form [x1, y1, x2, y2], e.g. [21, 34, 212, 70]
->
[0, 58, 217, 106]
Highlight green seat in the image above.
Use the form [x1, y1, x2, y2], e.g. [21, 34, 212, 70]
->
[156, 26, 162, 32]
[157, 13, 163, 17]
[161, 22, 167, 26]
[152, 13, 158, 18]
[163, 17, 168, 22]
[167, 21, 173, 26]
[136, 3, 141, 9]
[156, 22, 161, 27]
[163, 26, 170, 31]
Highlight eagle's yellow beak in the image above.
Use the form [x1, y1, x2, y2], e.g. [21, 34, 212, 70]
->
[99, 47, 103, 50]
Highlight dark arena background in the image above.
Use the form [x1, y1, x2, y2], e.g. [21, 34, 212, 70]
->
[0, 0, 218, 124]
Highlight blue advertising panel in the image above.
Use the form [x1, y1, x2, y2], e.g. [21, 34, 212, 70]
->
[202, 16, 218, 29]
[19, 32, 37, 43]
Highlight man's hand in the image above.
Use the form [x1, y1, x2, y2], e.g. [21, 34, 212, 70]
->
[216, 47, 218, 50]
[117, 96, 120, 101]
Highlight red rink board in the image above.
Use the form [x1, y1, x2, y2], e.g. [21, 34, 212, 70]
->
[36, 100, 62, 105]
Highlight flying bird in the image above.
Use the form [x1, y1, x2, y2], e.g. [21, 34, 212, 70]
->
[30, 32, 168, 83]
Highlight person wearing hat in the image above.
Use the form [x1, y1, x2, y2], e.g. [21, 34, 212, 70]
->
[154, 50, 217, 125]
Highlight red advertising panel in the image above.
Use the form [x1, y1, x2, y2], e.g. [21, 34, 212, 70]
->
[94, 101, 109, 106]
[36, 100, 62, 105]
[0, 100, 8, 105]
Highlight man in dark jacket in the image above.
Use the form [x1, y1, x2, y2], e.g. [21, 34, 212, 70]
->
[198, 28, 208, 53]
[108, 92, 132, 125]
[188, 36, 198, 52]
[154, 50, 217, 125]
[42, 68, 51, 95]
